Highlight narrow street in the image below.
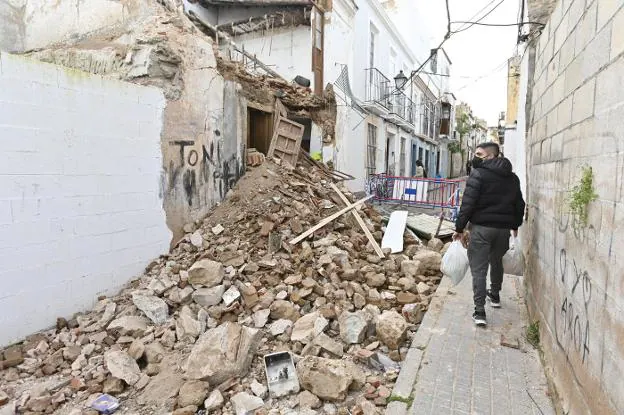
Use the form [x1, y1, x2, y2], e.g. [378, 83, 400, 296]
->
[387, 275, 555, 415]
[2, 0, 624, 414]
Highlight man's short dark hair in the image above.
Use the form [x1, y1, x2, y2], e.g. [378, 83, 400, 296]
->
[476, 142, 500, 157]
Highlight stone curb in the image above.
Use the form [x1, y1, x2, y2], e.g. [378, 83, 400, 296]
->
[385, 276, 453, 415]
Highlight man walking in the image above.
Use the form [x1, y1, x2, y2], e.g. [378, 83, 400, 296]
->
[453, 142, 525, 326]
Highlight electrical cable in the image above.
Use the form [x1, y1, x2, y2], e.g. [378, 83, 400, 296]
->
[418, 70, 519, 79]
[446, 0, 452, 37]
[452, 0, 507, 34]
[451, 21, 545, 27]
[454, 59, 510, 92]
[454, 0, 500, 32]
[517, 0, 525, 43]
[386, 0, 453, 96]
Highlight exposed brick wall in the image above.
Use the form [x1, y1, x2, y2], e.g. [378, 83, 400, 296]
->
[0, 52, 171, 347]
[525, 0, 624, 414]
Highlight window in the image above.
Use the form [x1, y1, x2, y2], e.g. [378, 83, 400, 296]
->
[312, 7, 324, 95]
[313, 7, 323, 49]
[390, 48, 397, 77]
[369, 25, 377, 70]
[400, 137, 406, 176]
[366, 124, 378, 177]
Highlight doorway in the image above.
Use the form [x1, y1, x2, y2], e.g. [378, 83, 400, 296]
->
[290, 117, 312, 152]
[385, 133, 395, 175]
[247, 108, 274, 155]
[436, 150, 441, 176]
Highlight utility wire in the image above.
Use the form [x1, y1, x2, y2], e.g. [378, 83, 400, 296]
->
[516, 0, 524, 43]
[454, 0, 500, 32]
[390, 0, 453, 95]
[452, 0, 507, 34]
[451, 21, 545, 27]
[419, 70, 518, 79]
[454, 59, 510, 92]
[446, 0, 452, 37]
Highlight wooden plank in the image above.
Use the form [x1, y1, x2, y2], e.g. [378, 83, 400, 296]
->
[381, 211, 408, 253]
[289, 195, 373, 245]
[434, 212, 444, 238]
[330, 183, 384, 258]
[275, 98, 288, 117]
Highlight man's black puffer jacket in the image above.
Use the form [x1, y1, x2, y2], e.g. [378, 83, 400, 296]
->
[455, 157, 525, 233]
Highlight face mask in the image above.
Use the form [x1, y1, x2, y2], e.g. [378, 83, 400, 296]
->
[471, 156, 484, 169]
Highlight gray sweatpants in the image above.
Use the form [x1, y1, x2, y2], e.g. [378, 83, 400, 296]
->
[467, 224, 510, 312]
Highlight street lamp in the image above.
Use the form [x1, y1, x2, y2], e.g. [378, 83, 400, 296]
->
[394, 70, 408, 90]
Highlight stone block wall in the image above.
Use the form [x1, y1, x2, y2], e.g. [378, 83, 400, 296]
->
[525, 0, 624, 413]
[0, 52, 171, 347]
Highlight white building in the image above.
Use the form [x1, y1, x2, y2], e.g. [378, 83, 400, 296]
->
[186, 0, 456, 191]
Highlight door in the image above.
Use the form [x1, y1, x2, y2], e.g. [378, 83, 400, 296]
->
[267, 116, 305, 166]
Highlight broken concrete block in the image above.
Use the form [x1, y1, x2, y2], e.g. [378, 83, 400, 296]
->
[178, 380, 209, 408]
[231, 392, 264, 415]
[184, 322, 260, 384]
[376, 310, 408, 350]
[297, 356, 354, 401]
[338, 311, 370, 344]
[290, 312, 328, 344]
[192, 285, 225, 307]
[187, 259, 224, 288]
[104, 351, 141, 385]
[132, 293, 169, 325]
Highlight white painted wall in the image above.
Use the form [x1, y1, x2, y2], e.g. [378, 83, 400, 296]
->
[233, 26, 313, 86]
[0, 0, 147, 52]
[0, 52, 170, 347]
[504, 50, 528, 197]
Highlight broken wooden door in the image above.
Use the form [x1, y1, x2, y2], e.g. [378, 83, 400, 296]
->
[267, 116, 304, 167]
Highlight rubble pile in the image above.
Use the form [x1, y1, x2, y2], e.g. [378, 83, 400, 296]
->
[216, 57, 337, 144]
[0, 160, 446, 415]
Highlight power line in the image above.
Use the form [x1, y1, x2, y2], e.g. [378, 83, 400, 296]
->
[455, 0, 500, 32]
[452, 0, 507, 34]
[419, 70, 519, 79]
[517, 0, 525, 43]
[389, 0, 453, 95]
[446, 0, 452, 36]
[451, 21, 545, 27]
[454, 59, 510, 92]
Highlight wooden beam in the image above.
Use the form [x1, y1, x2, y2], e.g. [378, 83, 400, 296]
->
[330, 183, 384, 258]
[289, 195, 373, 245]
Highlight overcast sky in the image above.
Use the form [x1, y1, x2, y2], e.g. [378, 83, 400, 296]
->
[414, 0, 522, 125]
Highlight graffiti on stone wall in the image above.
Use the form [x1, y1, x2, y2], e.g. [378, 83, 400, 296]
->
[162, 132, 245, 207]
[557, 248, 591, 364]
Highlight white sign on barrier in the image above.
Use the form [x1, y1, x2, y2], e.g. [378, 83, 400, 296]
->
[392, 179, 429, 202]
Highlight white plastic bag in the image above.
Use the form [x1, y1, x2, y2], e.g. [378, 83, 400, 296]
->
[503, 236, 524, 276]
[440, 241, 470, 285]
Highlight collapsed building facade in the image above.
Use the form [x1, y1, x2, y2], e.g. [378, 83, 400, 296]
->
[0, 0, 339, 344]
[0, 3, 453, 412]
[185, 0, 458, 191]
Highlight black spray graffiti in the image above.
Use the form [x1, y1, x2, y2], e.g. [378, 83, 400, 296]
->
[164, 134, 244, 207]
[557, 249, 591, 364]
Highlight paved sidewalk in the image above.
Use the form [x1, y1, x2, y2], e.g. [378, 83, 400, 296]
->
[387, 274, 555, 415]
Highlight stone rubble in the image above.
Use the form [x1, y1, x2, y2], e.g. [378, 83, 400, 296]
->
[0, 160, 446, 414]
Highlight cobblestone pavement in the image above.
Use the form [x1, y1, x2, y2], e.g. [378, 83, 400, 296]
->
[387, 275, 556, 415]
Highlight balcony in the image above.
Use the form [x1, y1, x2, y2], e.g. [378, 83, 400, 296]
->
[363, 68, 392, 116]
[363, 68, 415, 128]
[387, 92, 416, 129]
